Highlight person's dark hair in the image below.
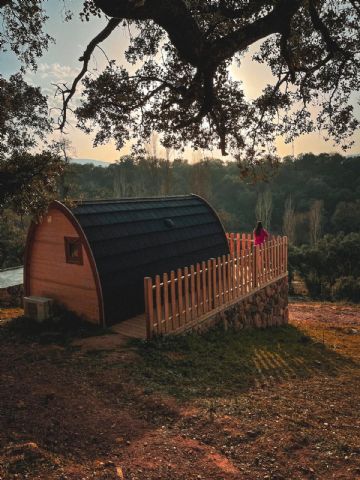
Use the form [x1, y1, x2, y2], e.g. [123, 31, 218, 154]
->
[254, 221, 263, 236]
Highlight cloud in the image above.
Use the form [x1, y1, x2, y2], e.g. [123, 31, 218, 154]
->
[36, 62, 79, 82]
[25, 62, 80, 92]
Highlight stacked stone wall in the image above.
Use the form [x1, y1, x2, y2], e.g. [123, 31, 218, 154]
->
[188, 275, 288, 334]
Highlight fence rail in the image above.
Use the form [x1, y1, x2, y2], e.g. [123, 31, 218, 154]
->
[144, 234, 288, 339]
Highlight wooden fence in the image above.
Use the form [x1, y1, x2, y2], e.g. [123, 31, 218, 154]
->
[226, 232, 253, 255]
[144, 235, 288, 339]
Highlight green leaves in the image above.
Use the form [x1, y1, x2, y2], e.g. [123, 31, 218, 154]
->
[0, 151, 64, 216]
[0, 74, 51, 157]
[0, 0, 53, 71]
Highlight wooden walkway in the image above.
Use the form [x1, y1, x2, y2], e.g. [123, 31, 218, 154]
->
[72, 314, 146, 351]
[111, 313, 146, 340]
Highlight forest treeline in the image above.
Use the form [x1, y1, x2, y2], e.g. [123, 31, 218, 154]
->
[1, 152, 359, 301]
[60, 152, 360, 239]
[62, 152, 360, 236]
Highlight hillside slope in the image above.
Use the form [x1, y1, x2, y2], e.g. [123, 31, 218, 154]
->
[0, 302, 359, 479]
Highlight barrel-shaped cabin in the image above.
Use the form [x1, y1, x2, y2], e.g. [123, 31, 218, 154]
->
[24, 195, 229, 325]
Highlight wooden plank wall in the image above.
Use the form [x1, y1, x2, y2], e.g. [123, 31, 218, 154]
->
[27, 208, 101, 323]
[145, 235, 288, 338]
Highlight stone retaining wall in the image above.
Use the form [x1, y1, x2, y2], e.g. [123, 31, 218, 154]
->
[0, 285, 24, 307]
[188, 275, 288, 334]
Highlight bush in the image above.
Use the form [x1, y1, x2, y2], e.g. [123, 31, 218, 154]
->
[289, 233, 360, 302]
[331, 276, 360, 302]
[303, 272, 323, 298]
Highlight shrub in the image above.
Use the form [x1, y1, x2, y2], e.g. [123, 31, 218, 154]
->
[331, 276, 360, 302]
[288, 233, 360, 302]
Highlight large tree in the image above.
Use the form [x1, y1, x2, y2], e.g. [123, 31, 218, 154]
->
[1, 0, 359, 160]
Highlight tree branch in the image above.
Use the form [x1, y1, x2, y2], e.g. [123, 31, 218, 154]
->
[308, 0, 340, 56]
[193, 1, 274, 20]
[95, 0, 303, 70]
[280, 26, 296, 82]
[251, 72, 290, 148]
[174, 68, 216, 130]
[211, 0, 303, 66]
[56, 17, 120, 131]
[95, 0, 205, 65]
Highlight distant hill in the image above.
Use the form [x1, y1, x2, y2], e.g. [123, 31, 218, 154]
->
[70, 158, 112, 167]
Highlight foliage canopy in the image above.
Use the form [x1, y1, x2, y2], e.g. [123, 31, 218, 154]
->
[1, 0, 359, 159]
[0, 74, 64, 215]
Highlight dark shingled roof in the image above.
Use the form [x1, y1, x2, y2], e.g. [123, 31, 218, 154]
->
[71, 195, 229, 323]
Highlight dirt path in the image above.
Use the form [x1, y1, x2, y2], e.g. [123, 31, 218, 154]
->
[0, 302, 359, 480]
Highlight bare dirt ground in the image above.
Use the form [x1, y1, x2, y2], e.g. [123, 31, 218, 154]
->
[0, 302, 359, 480]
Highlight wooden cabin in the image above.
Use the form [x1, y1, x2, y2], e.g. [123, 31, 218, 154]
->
[24, 195, 229, 326]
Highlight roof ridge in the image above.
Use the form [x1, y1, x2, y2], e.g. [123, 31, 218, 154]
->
[72, 195, 195, 205]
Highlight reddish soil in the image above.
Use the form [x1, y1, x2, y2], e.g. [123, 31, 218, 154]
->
[0, 302, 359, 480]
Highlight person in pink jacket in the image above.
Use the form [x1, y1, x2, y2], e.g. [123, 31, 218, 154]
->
[254, 221, 269, 245]
[253, 221, 269, 286]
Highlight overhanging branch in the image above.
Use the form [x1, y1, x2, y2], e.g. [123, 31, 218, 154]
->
[211, 0, 303, 65]
[56, 17, 120, 131]
[308, 0, 340, 55]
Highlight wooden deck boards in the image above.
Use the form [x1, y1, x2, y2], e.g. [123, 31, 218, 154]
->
[111, 313, 146, 339]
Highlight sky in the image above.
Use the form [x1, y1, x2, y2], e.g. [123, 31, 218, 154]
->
[1, 1, 359, 162]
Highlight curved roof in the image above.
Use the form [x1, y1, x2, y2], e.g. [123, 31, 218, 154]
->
[70, 195, 229, 323]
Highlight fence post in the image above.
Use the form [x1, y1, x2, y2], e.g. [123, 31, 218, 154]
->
[190, 265, 196, 320]
[237, 251, 242, 296]
[212, 258, 218, 307]
[217, 257, 223, 306]
[230, 232, 234, 256]
[144, 277, 153, 340]
[236, 233, 240, 258]
[252, 244, 258, 289]
[201, 261, 207, 313]
[207, 259, 213, 310]
[247, 233, 253, 249]
[184, 266, 190, 324]
[241, 233, 246, 251]
[264, 242, 268, 282]
[163, 272, 169, 334]
[170, 270, 176, 330]
[177, 268, 184, 327]
[227, 253, 232, 301]
[155, 275, 162, 335]
[222, 254, 228, 302]
[196, 263, 202, 316]
[244, 250, 249, 294]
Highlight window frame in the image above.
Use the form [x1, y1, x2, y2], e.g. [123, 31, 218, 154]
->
[64, 236, 83, 265]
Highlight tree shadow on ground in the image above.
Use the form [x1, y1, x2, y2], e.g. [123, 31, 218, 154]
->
[130, 325, 357, 400]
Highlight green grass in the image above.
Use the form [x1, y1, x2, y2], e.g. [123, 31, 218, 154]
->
[129, 325, 354, 400]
